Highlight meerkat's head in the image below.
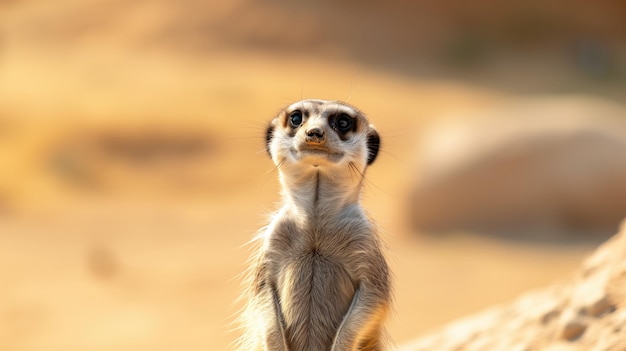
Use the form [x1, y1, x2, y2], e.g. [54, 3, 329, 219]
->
[265, 99, 380, 178]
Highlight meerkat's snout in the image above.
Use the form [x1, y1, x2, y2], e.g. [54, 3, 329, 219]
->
[305, 127, 325, 144]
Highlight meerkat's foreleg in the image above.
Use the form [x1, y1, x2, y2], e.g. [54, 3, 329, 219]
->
[330, 285, 387, 351]
[266, 285, 290, 351]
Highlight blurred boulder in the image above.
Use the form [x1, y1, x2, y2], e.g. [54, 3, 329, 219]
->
[410, 97, 626, 239]
[400, 219, 626, 351]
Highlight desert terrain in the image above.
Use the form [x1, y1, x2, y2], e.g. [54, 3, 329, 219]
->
[1, 1, 624, 350]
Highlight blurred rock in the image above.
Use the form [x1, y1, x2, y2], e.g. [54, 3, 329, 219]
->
[46, 127, 217, 193]
[400, 219, 626, 351]
[410, 97, 626, 239]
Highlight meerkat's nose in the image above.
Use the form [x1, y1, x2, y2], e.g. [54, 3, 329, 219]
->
[305, 127, 325, 144]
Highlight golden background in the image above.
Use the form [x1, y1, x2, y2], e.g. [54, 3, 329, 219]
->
[0, 1, 624, 350]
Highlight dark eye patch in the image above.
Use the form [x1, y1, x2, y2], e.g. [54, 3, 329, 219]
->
[329, 113, 357, 139]
[336, 114, 352, 131]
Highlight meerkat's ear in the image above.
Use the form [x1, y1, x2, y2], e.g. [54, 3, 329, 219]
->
[366, 126, 380, 165]
[265, 123, 275, 158]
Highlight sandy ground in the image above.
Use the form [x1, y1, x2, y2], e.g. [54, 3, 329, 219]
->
[0, 47, 600, 350]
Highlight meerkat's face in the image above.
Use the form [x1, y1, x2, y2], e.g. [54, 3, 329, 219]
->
[265, 99, 380, 173]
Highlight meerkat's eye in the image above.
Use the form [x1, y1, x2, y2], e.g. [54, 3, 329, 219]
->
[289, 111, 303, 128]
[335, 114, 353, 133]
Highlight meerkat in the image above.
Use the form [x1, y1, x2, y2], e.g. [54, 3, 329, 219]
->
[237, 99, 392, 351]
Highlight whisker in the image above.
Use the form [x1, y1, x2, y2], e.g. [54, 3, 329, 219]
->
[257, 157, 285, 187]
[380, 149, 410, 168]
[365, 178, 397, 199]
[354, 162, 398, 199]
[347, 161, 360, 186]
[348, 161, 368, 189]
[343, 82, 359, 104]
[223, 136, 266, 141]
[359, 167, 375, 193]
[347, 162, 354, 183]
[270, 157, 286, 174]
[241, 120, 269, 128]
[255, 148, 269, 156]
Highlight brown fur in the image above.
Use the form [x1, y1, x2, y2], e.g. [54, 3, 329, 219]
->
[237, 100, 391, 351]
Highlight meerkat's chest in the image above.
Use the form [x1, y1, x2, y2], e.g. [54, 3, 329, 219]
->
[274, 239, 358, 348]
[266, 220, 369, 346]
[271, 224, 362, 298]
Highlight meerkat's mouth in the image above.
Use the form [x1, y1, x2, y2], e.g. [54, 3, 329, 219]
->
[291, 146, 344, 163]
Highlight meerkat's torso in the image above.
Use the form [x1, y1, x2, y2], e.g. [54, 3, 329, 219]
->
[238, 99, 391, 351]
[266, 205, 386, 350]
